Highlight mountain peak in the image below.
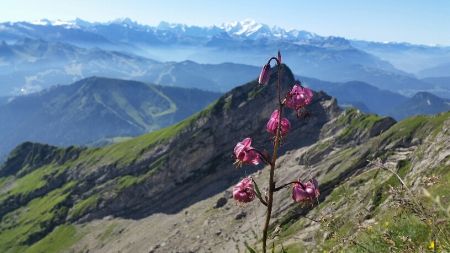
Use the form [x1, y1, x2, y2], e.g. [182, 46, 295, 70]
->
[29, 18, 52, 26]
[157, 21, 185, 30]
[412, 91, 440, 99]
[109, 17, 141, 28]
[217, 19, 321, 41]
[28, 18, 78, 28]
[220, 19, 270, 37]
[73, 18, 93, 28]
[390, 91, 450, 119]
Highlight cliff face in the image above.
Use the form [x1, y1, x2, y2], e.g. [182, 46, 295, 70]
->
[0, 65, 449, 253]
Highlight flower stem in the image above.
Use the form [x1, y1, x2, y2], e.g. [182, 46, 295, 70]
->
[251, 178, 268, 206]
[274, 181, 297, 192]
[262, 60, 283, 253]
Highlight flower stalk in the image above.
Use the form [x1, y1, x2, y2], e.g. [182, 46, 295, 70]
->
[231, 51, 317, 253]
[262, 58, 283, 253]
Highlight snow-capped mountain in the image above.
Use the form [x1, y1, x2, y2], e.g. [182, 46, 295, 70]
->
[4, 18, 450, 50]
[221, 19, 273, 38]
[219, 19, 318, 41]
[1, 18, 449, 97]
[0, 18, 324, 44]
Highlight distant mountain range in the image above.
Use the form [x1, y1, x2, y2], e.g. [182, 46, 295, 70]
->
[388, 91, 450, 120]
[0, 77, 220, 159]
[302, 77, 407, 115]
[0, 39, 260, 95]
[1, 19, 450, 97]
[351, 40, 450, 74]
[301, 76, 449, 120]
[418, 62, 450, 78]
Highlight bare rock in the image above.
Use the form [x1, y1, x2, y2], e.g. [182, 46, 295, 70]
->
[214, 197, 227, 208]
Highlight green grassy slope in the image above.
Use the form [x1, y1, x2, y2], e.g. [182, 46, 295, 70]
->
[271, 111, 450, 252]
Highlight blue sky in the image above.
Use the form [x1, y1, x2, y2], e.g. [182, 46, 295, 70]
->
[1, 0, 449, 45]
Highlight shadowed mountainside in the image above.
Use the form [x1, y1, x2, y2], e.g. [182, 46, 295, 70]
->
[0, 77, 220, 159]
[388, 91, 450, 120]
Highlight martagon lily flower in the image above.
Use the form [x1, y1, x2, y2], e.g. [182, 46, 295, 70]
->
[258, 63, 271, 85]
[233, 177, 256, 203]
[285, 83, 314, 110]
[266, 110, 291, 136]
[233, 137, 260, 166]
[292, 179, 320, 203]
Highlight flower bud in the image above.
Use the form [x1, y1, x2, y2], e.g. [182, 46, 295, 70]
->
[258, 64, 271, 85]
[233, 177, 256, 203]
[277, 50, 282, 64]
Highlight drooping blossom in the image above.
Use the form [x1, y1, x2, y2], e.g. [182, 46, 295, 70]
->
[258, 63, 271, 85]
[266, 110, 291, 136]
[292, 178, 320, 203]
[285, 83, 314, 110]
[233, 138, 260, 166]
[233, 177, 256, 203]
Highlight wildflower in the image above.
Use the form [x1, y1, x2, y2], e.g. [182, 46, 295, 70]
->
[258, 63, 271, 85]
[285, 83, 313, 110]
[428, 240, 435, 250]
[233, 138, 260, 166]
[266, 110, 291, 136]
[292, 179, 320, 203]
[292, 182, 310, 202]
[233, 177, 256, 203]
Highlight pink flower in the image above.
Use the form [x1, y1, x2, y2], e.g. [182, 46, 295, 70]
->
[233, 177, 256, 203]
[266, 110, 291, 136]
[285, 83, 314, 110]
[233, 138, 260, 166]
[292, 179, 320, 203]
[258, 63, 271, 85]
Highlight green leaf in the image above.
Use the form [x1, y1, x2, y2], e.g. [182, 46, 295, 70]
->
[244, 242, 257, 253]
[281, 244, 287, 253]
[252, 178, 263, 201]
